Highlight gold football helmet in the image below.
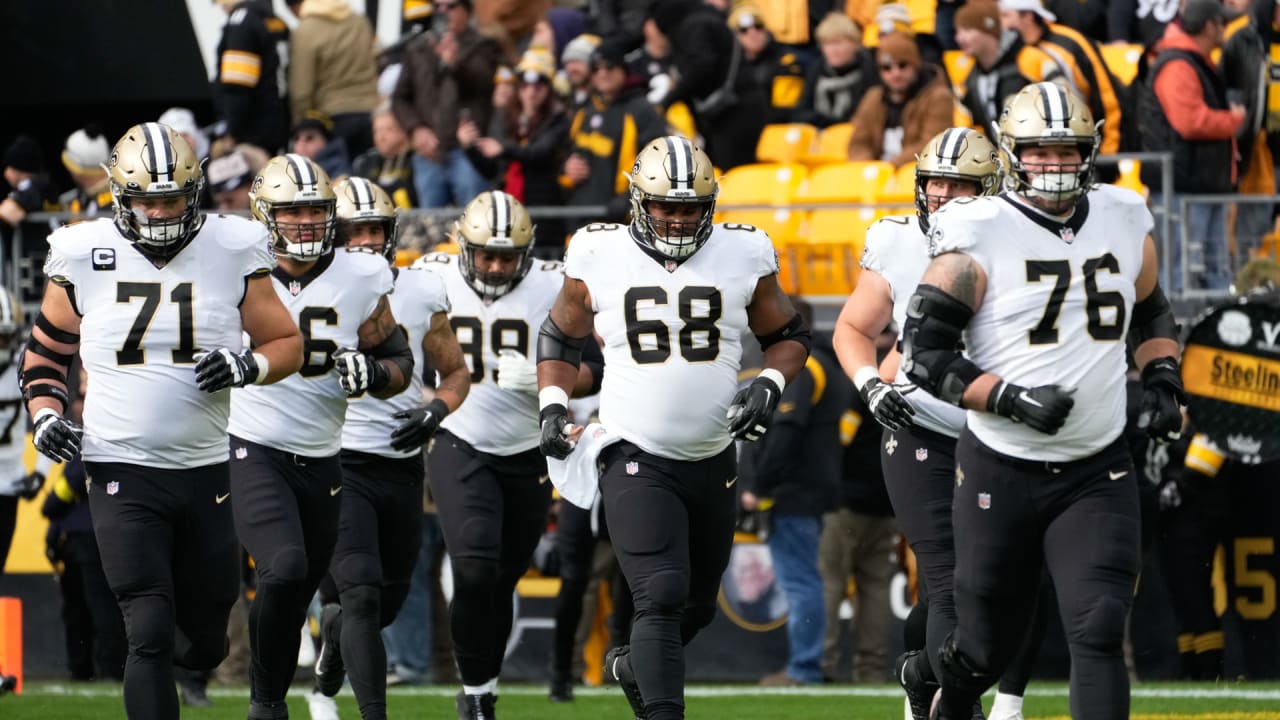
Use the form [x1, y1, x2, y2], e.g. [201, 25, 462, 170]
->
[998, 82, 1099, 205]
[628, 136, 718, 260]
[335, 177, 398, 261]
[455, 190, 536, 300]
[914, 127, 1001, 232]
[250, 153, 337, 261]
[106, 122, 205, 258]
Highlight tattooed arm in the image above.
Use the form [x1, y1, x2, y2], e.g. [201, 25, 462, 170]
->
[356, 295, 413, 398]
[421, 310, 470, 412]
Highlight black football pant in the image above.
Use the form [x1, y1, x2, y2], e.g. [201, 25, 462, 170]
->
[427, 431, 552, 686]
[0, 494, 15, 574]
[882, 425, 959, 683]
[601, 442, 737, 720]
[937, 432, 1140, 720]
[327, 449, 425, 720]
[551, 500, 633, 681]
[230, 435, 342, 705]
[85, 461, 239, 720]
[56, 531, 128, 680]
[1159, 471, 1228, 680]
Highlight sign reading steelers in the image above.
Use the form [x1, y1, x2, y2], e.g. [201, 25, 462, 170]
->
[1182, 295, 1280, 463]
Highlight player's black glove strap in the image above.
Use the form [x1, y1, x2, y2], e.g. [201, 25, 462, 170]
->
[1138, 356, 1185, 443]
[861, 378, 915, 431]
[194, 348, 260, 392]
[727, 372, 784, 442]
[987, 382, 1075, 435]
[390, 398, 449, 452]
[539, 403, 575, 460]
[17, 471, 46, 500]
[33, 409, 83, 464]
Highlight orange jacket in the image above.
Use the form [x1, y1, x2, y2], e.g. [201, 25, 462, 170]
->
[1152, 24, 1243, 143]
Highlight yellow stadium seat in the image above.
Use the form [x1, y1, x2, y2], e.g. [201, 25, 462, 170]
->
[801, 161, 896, 204]
[943, 50, 974, 92]
[1114, 158, 1147, 198]
[880, 162, 917, 204]
[806, 207, 883, 247]
[786, 240, 861, 295]
[805, 123, 855, 165]
[1101, 43, 1143, 85]
[719, 208, 805, 245]
[717, 163, 808, 244]
[756, 123, 819, 164]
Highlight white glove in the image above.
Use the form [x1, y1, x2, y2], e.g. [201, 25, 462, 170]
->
[334, 348, 388, 396]
[497, 349, 539, 394]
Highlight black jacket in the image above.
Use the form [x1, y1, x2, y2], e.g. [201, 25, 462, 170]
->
[565, 88, 668, 222]
[215, 0, 289, 152]
[838, 383, 891, 517]
[466, 109, 571, 251]
[962, 32, 1038, 136]
[793, 50, 877, 128]
[1139, 48, 1234, 193]
[743, 333, 853, 517]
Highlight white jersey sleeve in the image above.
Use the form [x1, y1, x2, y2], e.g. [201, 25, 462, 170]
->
[0, 366, 30, 495]
[862, 215, 968, 437]
[342, 265, 451, 457]
[939, 188, 1149, 461]
[418, 252, 563, 456]
[230, 248, 394, 457]
[54, 216, 273, 468]
[567, 223, 774, 461]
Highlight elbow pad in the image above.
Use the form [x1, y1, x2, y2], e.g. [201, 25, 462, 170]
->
[900, 284, 984, 406]
[1130, 285, 1178, 345]
[369, 326, 414, 390]
[537, 316, 587, 368]
[756, 313, 812, 353]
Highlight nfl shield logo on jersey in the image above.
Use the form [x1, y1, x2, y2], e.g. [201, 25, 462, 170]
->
[978, 492, 991, 510]
[288, 280, 303, 296]
[626, 461, 640, 475]
[1058, 227, 1074, 244]
[106, 481, 120, 496]
[915, 447, 928, 462]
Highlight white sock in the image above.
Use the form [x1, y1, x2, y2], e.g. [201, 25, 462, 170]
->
[488, 677, 499, 695]
[990, 692, 1024, 716]
[463, 678, 498, 696]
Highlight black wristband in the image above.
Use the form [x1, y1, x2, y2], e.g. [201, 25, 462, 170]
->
[426, 397, 450, 419]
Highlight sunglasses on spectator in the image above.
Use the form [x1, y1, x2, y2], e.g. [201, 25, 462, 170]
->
[879, 61, 911, 71]
[737, 24, 765, 34]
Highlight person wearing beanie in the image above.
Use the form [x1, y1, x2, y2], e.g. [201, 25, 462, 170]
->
[560, 33, 601, 112]
[1, 135, 52, 229]
[794, 12, 879, 128]
[847, 32, 954, 167]
[58, 126, 114, 218]
[955, 0, 1065, 136]
[730, 4, 808, 124]
[646, 0, 768, 170]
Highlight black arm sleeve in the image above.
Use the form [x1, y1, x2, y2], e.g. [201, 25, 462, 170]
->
[369, 326, 414, 392]
[900, 284, 986, 406]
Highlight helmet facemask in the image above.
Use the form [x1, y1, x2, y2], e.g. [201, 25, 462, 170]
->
[635, 195, 717, 259]
[913, 128, 1002, 233]
[454, 190, 537, 301]
[113, 182, 206, 259]
[1002, 135, 1098, 207]
[334, 177, 399, 262]
[262, 201, 336, 261]
[627, 136, 720, 261]
[458, 240, 534, 300]
[337, 217, 398, 261]
[997, 83, 1100, 213]
[250, 154, 338, 262]
[106, 122, 206, 260]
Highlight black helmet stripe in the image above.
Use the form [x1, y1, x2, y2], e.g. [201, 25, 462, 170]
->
[490, 190, 511, 239]
[1039, 83, 1069, 129]
[937, 128, 966, 164]
[286, 153, 316, 190]
[142, 122, 173, 183]
[665, 136, 693, 191]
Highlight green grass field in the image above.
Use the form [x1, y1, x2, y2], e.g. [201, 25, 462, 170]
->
[4, 682, 1280, 719]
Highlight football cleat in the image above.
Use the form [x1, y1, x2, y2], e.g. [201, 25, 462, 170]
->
[247, 699, 290, 720]
[896, 650, 940, 720]
[548, 673, 574, 703]
[306, 689, 340, 720]
[455, 690, 498, 720]
[314, 603, 345, 697]
[604, 645, 648, 720]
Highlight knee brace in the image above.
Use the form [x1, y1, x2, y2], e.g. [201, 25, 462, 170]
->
[451, 556, 501, 595]
[937, 632, 999, 698]
[339, 584, 382, 622]
[643, 570, 689, 612]
[121, 595, 176, 661]
[1074, 595, 1128, 654]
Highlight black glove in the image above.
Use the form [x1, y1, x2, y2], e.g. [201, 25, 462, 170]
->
[539, 403, 575, 459]
[861, 378, 916, 431]
[17, 470, 46, 500]
[987, 382, 1075, 435]
[727, 374, 784, 442]
[194, 348, 260, 392]
[33, 409, 83, 463]
[1137, 356, 1185, 443]
[390, 398, 449, 452]
[335, 348, 390, 396]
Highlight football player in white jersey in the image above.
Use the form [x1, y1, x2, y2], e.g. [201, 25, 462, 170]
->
[22, 123, 303, 720]
[899, 84, 1184, 720]
[833, 127, 1005, 720]
[229, 155, 413, 720]
[537, 136, 810, 720]
[307, 177, 470, 720]
[0, 290, 54, 573]
[411, 190, 600, 720]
